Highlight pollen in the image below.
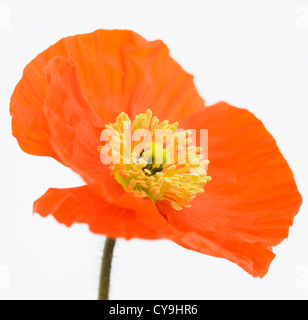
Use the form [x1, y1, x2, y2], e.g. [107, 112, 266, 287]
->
[98, 109, 212, 210]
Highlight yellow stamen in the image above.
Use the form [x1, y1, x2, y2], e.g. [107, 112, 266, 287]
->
[98, 109, 211, 210]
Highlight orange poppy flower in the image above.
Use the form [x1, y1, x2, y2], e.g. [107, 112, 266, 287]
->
[10, 29, 302, 278]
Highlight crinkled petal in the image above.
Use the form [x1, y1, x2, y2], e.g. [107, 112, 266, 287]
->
[33, 185, 195, 242]
[10, 29, 204, 159]
[158, 102, 302, 277]
[42, 55, 126, 202]
[34, 186, 165, 240]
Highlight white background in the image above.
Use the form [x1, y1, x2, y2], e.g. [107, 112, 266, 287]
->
[0, 0, 308, 300]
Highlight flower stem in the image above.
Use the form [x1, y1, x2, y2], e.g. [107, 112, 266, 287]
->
[98, 237, 116, 300]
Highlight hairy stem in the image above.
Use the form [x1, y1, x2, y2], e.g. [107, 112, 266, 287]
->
[98, 238, 116, 300]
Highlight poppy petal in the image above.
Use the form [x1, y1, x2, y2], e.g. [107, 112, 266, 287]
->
[42, 55, 127, 202]
[158, 102, 302, 277]
[10, 56, 58, 159]
[172, 229, 275, 278]
[35, 184, 273, 277]
[45, 29, 205, 122]
[10, 30, 204, 159]
[33, 185, 187, 240]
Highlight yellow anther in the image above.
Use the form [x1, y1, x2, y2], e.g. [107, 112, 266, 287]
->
[98, 109, 211, 210]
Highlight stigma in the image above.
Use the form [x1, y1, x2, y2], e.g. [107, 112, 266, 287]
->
[98, 109, 212, 211]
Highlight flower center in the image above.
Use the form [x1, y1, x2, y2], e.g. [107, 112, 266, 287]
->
[140, 142, 169, 176]
[98, 110, 212, 210]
